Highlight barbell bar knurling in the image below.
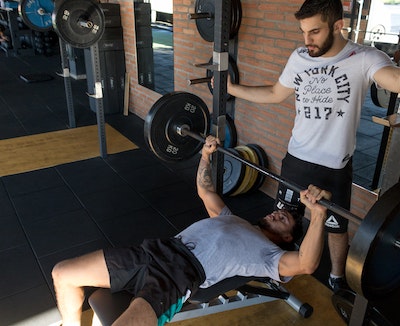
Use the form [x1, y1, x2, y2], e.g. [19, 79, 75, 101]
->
[177, 125, 364, 226]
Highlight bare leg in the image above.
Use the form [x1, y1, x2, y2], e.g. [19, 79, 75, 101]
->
[113, 297, 157, 326]
[328, 232, 349, 276]
[52, 250, 111, 325]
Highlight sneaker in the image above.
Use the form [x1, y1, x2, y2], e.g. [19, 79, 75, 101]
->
[328, 276, 349, 293]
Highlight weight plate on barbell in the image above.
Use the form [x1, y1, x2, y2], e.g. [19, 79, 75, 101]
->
[19, 0, 54, 32]
[346, 182, 400, 300]
[222, 148, 245, 196]
[144, 92, 210, 162]
[52, 0, 105, 48]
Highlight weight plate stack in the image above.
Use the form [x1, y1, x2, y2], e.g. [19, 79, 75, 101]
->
[223, 143, 268, 196]
[222, 148, 245, 196]
[235, 145, 258, 194]
[247, 143, 268, 192]
[230, 146, 253, 196]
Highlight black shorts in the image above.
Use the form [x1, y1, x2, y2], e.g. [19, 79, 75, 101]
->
[103, 238, 206, 323]
[275, 153, 352, 233]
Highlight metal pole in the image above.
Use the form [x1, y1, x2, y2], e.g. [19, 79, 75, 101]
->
[211, 0, 231, 195]
[354, 0, 364, 43]
[58, 40, 76, 128]
[89, 43, 107, 158]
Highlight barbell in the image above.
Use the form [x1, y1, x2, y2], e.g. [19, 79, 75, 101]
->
[144, 91, 400, 301]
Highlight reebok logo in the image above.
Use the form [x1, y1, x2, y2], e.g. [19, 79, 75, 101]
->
[325, 215, 340, 228]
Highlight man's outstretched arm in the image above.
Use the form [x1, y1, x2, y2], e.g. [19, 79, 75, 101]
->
[227, 77, 294, 104]
[197, 136, 226, 217]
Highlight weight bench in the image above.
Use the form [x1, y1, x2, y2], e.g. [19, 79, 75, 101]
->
[88, 276, 313, 325]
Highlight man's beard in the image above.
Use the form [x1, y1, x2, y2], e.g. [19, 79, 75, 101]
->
[307, 28, 334, 57]
[258, 217, 276, 234]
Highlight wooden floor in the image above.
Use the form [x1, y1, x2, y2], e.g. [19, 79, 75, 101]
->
[82, 275, 345, 326]
[172, 274, 345, 325]
[0, 124, 137, 177]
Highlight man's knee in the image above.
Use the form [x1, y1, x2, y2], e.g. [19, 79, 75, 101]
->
[52, 261, 64, 282]
[52, 260, 72, 285]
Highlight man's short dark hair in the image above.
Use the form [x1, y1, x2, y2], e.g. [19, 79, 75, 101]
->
[256, 209, 304, 251]
[294, 0, 344, 27]
[275, 209, 303, 251]
[288, 210, 304, 244]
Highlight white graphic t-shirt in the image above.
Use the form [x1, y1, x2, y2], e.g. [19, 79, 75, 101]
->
[279, 40, 392, 169]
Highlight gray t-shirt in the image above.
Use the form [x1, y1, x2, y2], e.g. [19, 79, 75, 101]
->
[176, 207, 291, 288]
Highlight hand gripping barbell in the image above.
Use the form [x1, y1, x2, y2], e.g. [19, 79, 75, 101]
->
[144, 91, 400, 301]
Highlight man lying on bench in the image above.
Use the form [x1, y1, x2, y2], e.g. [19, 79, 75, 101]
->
[52, 135, 331, 326]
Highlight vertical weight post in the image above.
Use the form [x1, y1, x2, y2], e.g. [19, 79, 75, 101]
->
[59, 39, 76, 128]
[89, 43, 107, 158]
[211, 0, 231, 194]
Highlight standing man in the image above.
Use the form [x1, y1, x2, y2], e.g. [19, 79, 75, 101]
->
[227, 0, 400, 292]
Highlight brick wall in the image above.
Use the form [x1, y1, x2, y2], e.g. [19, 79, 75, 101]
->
[113, 0, 378, 234]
